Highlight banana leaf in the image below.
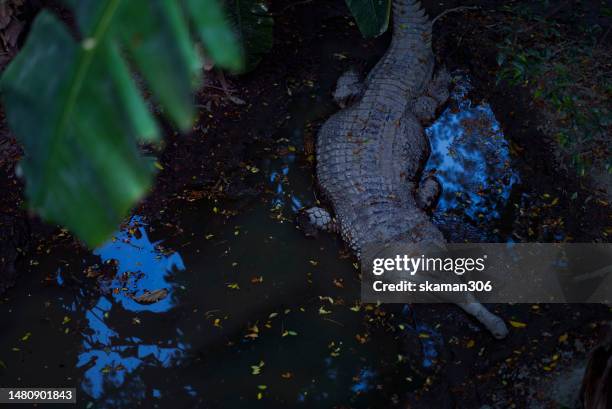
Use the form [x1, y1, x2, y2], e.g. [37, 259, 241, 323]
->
[345, 0, 390, 38]
[0, 0, 243, 246]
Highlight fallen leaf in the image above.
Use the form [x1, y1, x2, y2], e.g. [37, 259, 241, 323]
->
[251, 360, 264, 375]
[132, 289, 168, 304]
[509, 320, 527, 328]
[318, 306, 332, 315]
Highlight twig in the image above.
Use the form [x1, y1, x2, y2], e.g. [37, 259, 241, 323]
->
[597, 26, 610, 47]
[432, 6, 480, 26]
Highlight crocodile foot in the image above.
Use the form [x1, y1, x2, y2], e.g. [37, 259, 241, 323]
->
[333, 69, 363, 108]
[416, 174, 442, 211]
[458, 298, 509, 339]
[427, 68, 451, 105]
[413, 68, 452, 123]
[297, 207, 337, 237]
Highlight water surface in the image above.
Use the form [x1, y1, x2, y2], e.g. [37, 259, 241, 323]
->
[0, 72, 519, 408]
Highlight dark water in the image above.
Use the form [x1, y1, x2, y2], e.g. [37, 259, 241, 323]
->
[0, 73, 519, 408]
[425, 72, 519, 242]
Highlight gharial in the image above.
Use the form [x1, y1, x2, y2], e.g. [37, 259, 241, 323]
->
[300, 0, 509, 338]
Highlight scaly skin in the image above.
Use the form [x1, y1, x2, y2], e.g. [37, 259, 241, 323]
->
[313, 0, 509, 338]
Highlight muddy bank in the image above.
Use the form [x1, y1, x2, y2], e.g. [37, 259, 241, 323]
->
[433, 0, 610, 243]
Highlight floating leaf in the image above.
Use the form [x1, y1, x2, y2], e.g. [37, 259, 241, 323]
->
[509, 320, 527, 328]
[251, 360, 264, 375]
[132, 288, 168, 304]
[318, 306, 332, 315]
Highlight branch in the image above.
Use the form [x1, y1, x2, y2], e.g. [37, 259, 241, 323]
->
[432, 6, 480, 26]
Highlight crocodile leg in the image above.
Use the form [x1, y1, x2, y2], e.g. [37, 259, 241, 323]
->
[416, 174, 442, 210]
[413, 69, 452, 123]
[297, 207, 338, 237]
[459, 295, 510, 339]
[427, 68, 451, 105]
[333, 69, 364, 108]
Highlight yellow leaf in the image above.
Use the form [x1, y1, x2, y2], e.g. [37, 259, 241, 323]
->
[558, 333, 568, 343]
[251, 360, 264, 375]
[466, 339, 475, 348]
[318, 307, 332, 315]
[509, 320, 527, 328]
[154, 161, 164, 170]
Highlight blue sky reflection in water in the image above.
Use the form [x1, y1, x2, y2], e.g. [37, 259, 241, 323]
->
[425, 72, 519, 241]
[76, 216, 187, 401]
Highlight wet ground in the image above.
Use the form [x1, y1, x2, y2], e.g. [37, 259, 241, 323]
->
[0, 1, 610, 408]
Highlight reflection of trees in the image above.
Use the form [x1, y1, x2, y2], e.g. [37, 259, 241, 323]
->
[75, 217, 189, 405]
[425, 73, 518, 242]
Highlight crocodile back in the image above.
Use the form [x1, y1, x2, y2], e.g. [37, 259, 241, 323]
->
[315, 0, 443, 255]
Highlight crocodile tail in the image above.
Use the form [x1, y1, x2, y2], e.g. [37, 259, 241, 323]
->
[391, 0, 432, 45]
[362, 0, 434, 96]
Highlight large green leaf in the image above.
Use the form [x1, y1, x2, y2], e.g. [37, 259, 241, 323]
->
[188, 0, 244, 73]
[0, 0, 243, 246]
[227, 0, 274, 72]
[345, 0, 390, 38]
